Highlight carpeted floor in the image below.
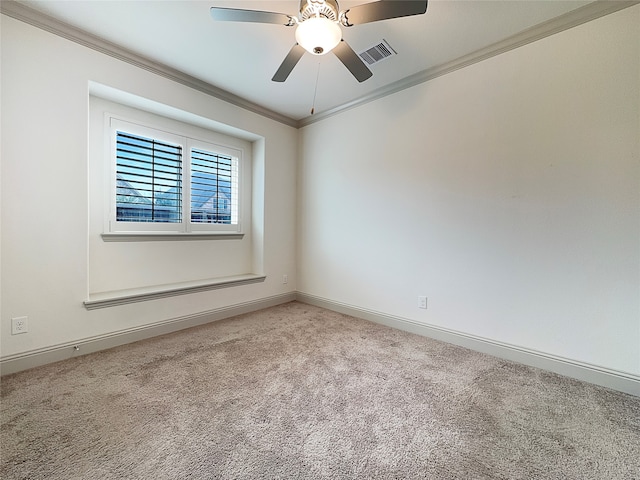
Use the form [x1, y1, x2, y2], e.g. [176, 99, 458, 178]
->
[1, 301, 639, 479]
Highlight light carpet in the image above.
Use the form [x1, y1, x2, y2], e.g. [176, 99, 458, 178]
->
[1, 301, 639, 479]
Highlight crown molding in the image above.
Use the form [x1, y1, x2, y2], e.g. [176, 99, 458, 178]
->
[2, 0, 638, 129]
[0, 0, 299, 128]
[299, 0, 640, 127]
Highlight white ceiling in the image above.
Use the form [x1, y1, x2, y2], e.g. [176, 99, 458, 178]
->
[12, 0, 597, 122]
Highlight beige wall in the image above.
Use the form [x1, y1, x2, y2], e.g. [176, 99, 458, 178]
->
[298, 6, 640, 375]
[1, 16, 298, 358]
[2, 6, 639, 380]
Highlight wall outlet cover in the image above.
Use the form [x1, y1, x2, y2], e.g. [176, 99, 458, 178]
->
[418, 296, 427, 309]
[11, 316, 28, 335]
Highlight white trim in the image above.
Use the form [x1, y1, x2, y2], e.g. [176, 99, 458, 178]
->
[0, 1, 298, 128]
[298, 0, 640, 126]
[84, 274, 266, 310]
[1, 293, 296, 376]
[295, 292, 640, 397]
[2, 0, 637, 128]
[4, 291, 638, 397]
[100, 232, 245, 241]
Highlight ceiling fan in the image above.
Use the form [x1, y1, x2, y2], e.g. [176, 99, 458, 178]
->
[210, 0, 428, 83]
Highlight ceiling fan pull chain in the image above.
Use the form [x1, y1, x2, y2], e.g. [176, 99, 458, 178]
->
[311, 60, 321, 115]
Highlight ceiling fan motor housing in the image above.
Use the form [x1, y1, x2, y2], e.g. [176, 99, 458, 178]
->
[300, 0, 339, 21]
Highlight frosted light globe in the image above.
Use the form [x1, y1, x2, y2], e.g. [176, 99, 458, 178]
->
[295, 17, 341, 55]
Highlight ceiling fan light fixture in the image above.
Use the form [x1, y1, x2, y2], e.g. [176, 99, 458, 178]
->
[295, 17, 342, 55]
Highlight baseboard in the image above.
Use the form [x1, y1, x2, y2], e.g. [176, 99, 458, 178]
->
[296, 292, 640, 397]
[4, 291, 638, 397]
[0, 292, 296, 376]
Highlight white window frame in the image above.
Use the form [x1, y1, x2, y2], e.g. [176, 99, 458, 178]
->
[106, 117, 243, 236]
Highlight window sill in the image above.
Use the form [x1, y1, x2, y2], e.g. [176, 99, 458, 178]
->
[84, 274, 266, 310]
[101, 232, 244, 242]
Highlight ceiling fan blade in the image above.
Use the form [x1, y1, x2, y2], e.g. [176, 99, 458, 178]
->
[210, 7, 295, 26]
[341, 0, 428, 26]
[333, 40, 373, 83]
[272, 44, 306, 82]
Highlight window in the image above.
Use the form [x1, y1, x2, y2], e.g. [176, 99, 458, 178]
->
[109, 118, 241, 235]
[190, 148, 237, 225]
[116, 132, 183, 223]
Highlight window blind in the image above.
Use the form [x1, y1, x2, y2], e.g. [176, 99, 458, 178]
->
[191, 148, 238, 225]
[115, 132, 182, 223]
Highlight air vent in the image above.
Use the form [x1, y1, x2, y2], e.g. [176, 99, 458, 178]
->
[358, 39, 397, 65]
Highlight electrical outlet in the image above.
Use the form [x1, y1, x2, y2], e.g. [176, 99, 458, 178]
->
[418, 296, 427, 309]
[11, 316, 28, 335]
[283, 274, 288, 284]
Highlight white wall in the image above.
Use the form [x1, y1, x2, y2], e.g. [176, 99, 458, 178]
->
[298, 6, 640, 376]
[1, 16, 297, 359]
[2, 6, 639, 381]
